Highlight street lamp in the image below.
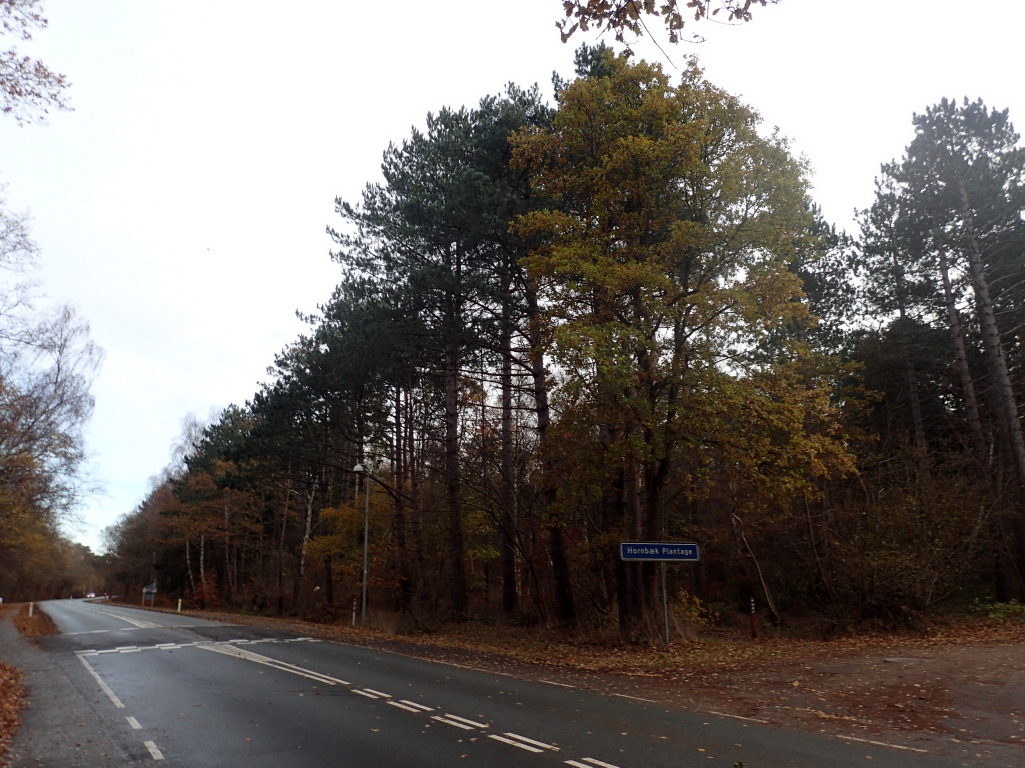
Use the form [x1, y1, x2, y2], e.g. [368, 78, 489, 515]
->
[353, 463, 371, 628]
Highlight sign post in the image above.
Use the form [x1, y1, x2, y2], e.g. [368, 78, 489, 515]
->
[620, 542, 700, 645]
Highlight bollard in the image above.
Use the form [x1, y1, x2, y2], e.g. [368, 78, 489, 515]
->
[351, 597, 357, 627]
[177, 598, 182, 613]
[28, 602, 33, 618]
[750, 596, 758, 639]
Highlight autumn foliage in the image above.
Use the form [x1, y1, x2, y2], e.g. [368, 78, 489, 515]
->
[102, 50, 1025, 642]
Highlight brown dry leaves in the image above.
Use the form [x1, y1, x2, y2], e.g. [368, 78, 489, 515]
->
[0, 660, 21, 764]
[0, 606, 25, 763]
[10, 603, 58, 637]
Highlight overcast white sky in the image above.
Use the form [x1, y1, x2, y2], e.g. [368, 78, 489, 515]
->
[2, 1, 1023, 551]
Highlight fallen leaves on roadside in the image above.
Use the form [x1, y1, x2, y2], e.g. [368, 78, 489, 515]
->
[0, 659, 23, 763]
[11, 604, 58, 638]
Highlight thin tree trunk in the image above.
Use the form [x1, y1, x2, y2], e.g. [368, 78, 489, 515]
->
[185, 539, 196, 595]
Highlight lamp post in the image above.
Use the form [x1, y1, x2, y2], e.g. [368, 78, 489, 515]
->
[353, 463, 371, 627]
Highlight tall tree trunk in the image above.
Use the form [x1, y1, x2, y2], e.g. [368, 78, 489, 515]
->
[897, 315, 929, 478]
[526, 284, 576, 627]
[444, 342, 468, 618]
[959, 182, 1025, 486]
[223, 491, 234, 604]
[299, 486, 315, 580]
[407, 390, 428, 604]
[393, 386, 412, 613]
[938, 248, 990, 478]
[500, 287, 517, 616]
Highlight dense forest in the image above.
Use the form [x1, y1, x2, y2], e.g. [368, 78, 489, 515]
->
[99, 47, 1025, 640]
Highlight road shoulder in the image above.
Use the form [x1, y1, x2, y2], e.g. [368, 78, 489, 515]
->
[0, 605, 144, 767]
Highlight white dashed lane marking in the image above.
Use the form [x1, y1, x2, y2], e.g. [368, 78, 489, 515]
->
[501, 732, 559, 751]
[143, 740, 164, 760]
[432, 715, 476, 730]
[388, 701, 423, 712]
[488, 732, 560, 753]
[489, 733, 544, 753]
[442, 714, 488, 729]
[81, 637, 627, 768]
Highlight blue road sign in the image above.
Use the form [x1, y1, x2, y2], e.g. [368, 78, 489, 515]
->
[619, 542, 699, 561]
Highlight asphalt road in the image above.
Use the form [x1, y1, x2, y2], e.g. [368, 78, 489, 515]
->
[3, 600, 1006, 767]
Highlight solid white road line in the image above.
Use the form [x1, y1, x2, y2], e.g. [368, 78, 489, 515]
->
[143, 740, 164, 760]
[126, 716, 142, 730]
[610, 693, 656, 703]
[443, 714, 489, 729]
[77, 655, 124, 709]
[837, 735, 928, 753]
[488, 734, 543, 753]
[88, 607, 162, 629]
[198, 643, 350, 685]
[540, 680, 576, 688]
[581, 759, 622, 768]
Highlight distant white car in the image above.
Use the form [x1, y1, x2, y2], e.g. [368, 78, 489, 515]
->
[86, 592, 96, 598]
